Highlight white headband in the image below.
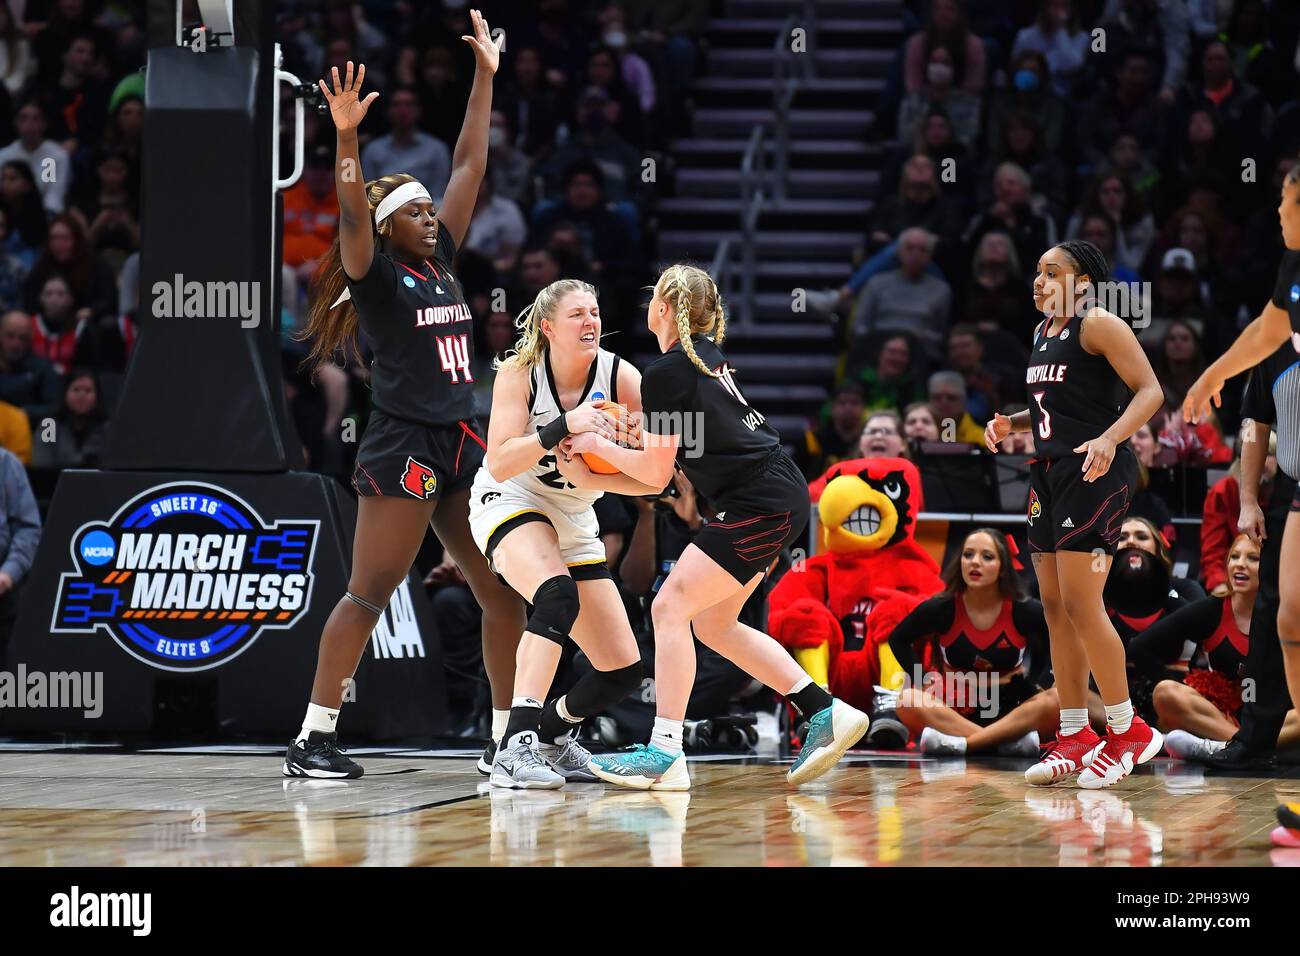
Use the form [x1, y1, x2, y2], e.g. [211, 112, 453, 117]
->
[330, 181, 433, 309]
[374, 181, 431, 225]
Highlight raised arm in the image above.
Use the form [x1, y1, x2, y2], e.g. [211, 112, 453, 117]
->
[436, 9, 499, 248]
[318, 62, 381, 281]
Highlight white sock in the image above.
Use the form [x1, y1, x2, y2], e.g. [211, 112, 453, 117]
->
[491, 708, 509, 743]
[297, 703, 339, 744]
[1058, 708, 1089, 737]
[650, 716, 684, 756]
[935, 730, 967, 754]
[786, 674, 813, 695]
[1105, 699, 1134, 735]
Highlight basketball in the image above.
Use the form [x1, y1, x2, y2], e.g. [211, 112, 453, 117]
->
[580, 401, 636, 474]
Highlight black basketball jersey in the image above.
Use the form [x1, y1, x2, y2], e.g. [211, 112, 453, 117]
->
[345, 224, 476, 426]
[1025, 310, 1129, 459]
[1270, 249, 1300, 355]
[639, 335, 782, 501]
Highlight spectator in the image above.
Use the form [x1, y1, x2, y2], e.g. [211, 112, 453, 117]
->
[38, 31, 110, 155]
[859, 409, 908, 458]
[1200, 432, 1277, 594]
[31, 0, 115, 86]
[1104, 132, 1161, 206]
[964, 162, 1056, 272]
[1176, 39, 1272, 165]
[0, 159, 48, 263]
[1079, 49, 1169, 168]
[0, 310, 60, 424]
[1099, 0, 1190, 103]
[538, 85, 645, 207]
[30, 366, 105, 468]
[898, 40, 981, 146]
[68, 148, 138, 264]
[903, 400, 941, 443]
[927, 369, 985, 444]
[471, 309, 516, 421]
[1065, 170, 1156, 274]
[986, 49, 1067, 156]
[979, 110, 1068, 218]
[1128, 420, 1176, 543]
[21, 213, 117, 321]
[0, 396, 29, 461]
[1143, 247, 1208, 346]
[903, 0, 987, 96]
[531, 159, 635, 280]
[582, 44, 645, 147]
[1164, 107, 1238, 214]
[1155, 403, 1232, 466]
[464, 174, 526, 274]
[485, 110, 531, 206]
[359, 86, 451, 198]
[0, 101, 70, 214]
[1010, 0, 1090, 97]
[854, 333, 925, 413]
[1220, 0, 1284, 105]
[513, 243, 563, 302]
[494, 45, 563, 158]
[1078, 213, 1142, 286]
[795, 381, 866, 480]
[100, 71, 142, 184]
[945, 322, 1010, 422]
[866, 154, 964, 255]
[31, 274, 94, 374]
[281, 144, 339, 288]
[0, 444, 39, 655]
[960, 229, 1038, 343]
[619, 0, 708, 107]
[412, 47, 470, 150]
[1152, 317, 1207, 410]
[594, 5, 656, 116]
[0, 207, 28, 307]
[848, 226, 951, 364]
[0, 4, 32, 97]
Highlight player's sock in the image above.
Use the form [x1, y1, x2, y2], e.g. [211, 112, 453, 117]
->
[502, 697, 543, 743]
[650, 716, 684, 756]
[787, 675, 834, 718]
[491, 708, 509, 743]
[1104, 699, 1134, 735]
[539, 695, 583, 744]
[297, 703, 339, 745]
[1058, 708, 1089, 738]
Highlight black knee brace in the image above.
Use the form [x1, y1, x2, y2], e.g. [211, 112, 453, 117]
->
[565, 660, 644, 715]
[526, 575, 579, 644]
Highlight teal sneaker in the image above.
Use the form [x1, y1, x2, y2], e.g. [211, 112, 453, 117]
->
[788, 699, 870, 786]
[588, 743, 691, 791]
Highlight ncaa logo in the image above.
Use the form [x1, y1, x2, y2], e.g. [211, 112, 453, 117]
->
[80, 530, 116, 565]
[403, 275, 417, 288]
[1290, 284, 1299, 303]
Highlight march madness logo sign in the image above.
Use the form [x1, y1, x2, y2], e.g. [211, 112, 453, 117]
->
[52, 482, 320, 671]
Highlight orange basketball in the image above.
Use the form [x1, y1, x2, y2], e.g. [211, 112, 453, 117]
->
[581, 401, 635, 474]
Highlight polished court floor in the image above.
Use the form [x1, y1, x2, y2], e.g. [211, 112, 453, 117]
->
[0, 747, 1297, 866]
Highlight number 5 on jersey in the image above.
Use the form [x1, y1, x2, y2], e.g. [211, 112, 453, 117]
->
[1031, 391, 1051, 440]
[437, 334, 473, 384]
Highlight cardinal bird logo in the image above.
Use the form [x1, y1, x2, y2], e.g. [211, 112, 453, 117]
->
[400, 457, 438, 499]
[1027, 488, 1041, 526]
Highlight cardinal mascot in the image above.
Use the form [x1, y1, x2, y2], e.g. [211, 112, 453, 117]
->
[769, 457, 944, 747]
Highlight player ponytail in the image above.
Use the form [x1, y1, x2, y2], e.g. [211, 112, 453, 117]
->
[654, 263, 727, 379]
[496, 278, 598, 372]
[297, 173, 421, 373]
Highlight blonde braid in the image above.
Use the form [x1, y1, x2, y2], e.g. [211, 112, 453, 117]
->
[656, 263, 729, 378]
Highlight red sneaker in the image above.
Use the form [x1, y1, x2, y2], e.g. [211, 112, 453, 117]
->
[1077, 717, 1164, 790]
[1024, 726, 1104, 786]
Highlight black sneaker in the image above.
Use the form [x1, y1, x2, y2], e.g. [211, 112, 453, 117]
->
[477, 740, 496, 775]
[283, 731, 363, 779]
[865, 687, 909, 750]
[1191, 738, 1274, 771]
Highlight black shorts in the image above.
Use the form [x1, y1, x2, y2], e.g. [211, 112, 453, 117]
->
[963, 673, 1042, 727]
[692, 453, 810, 584]
[1026, 445, 1136, 554]
[351, 411, 485, 501]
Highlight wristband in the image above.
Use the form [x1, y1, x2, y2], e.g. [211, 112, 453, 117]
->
[537, 412, 569, 451]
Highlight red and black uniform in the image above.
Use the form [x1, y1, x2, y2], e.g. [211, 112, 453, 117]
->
[887, 594, 1050, 725]
[1024, 311, 1137, 553]
[346, 224, 485, 500]
[640, 334, 807, 584]
[1128, 595, 1250, 721]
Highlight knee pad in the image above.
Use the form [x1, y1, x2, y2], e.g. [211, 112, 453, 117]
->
[526, 575, 579, 644]
[566, 660, 644, 715]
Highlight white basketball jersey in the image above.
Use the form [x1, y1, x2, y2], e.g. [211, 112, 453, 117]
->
[508, 348, 621, 511]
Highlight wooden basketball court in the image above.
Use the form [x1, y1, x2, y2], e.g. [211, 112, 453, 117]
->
[1, 747, 1296, 867]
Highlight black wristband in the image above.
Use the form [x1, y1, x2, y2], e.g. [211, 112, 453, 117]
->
[537, 413, 568, 451]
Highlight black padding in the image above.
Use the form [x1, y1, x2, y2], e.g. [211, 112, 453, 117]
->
[526, 575, 579, 644]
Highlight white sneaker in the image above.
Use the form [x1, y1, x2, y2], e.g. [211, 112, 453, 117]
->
[997, 730, 1041, 757]
[1163, 730, 1227, 762]
[538, 735, 598, 782]
[919, 726, 967, 755]
[490, 731, 564, 789]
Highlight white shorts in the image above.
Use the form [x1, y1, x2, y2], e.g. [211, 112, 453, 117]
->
[467, 467, 608, 576]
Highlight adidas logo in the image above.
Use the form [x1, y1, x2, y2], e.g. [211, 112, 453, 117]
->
[436, 285, 446, 294]
[1061, 517, 1074, 528]
[715, 511, 726, 520]
[1039, 343, 1048, 351]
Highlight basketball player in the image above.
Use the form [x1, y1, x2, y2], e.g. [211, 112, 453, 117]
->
[1184, 165, 1300, 839]
[572, 264, 870, 791]
[284, 14, 525, 779]
[468, 279, 662, 788]
[986, 240, 1165, 789]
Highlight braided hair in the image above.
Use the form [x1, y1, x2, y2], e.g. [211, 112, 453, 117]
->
[654, 263, 727, 379]
[1054, 239, 1109, 288]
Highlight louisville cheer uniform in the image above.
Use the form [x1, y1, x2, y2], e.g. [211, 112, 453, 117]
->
[346, 224, 486, 501]
[887, 594, 1050, 725]
[640, 334, 807, 584]
[1268, 249, 1300, 512]
[1024, 310, 1137, 553]
[467, 348, 622, 578]
[1128, 596, 1250, 721]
